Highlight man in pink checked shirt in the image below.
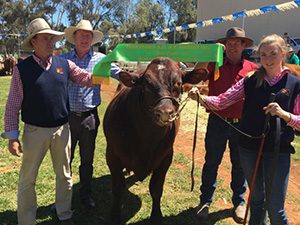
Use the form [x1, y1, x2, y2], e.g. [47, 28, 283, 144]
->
[0, 18, 95, 225]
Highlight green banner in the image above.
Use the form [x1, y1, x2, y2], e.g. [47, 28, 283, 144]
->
[93, 43, 224, 77]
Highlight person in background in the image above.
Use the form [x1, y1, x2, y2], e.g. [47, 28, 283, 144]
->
[190, 34, 297, 225]
[283, 32, 291, 45]
[194, 27, 257, 224]
[1, 18, 95, 225]
[61, 19, 120, 209]
[286, 45, 300, 65]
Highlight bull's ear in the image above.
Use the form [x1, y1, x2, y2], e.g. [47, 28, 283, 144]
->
[182, 67, 209, 84]
[118, 71, 140, 87]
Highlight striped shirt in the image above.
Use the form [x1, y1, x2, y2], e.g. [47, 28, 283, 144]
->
[204, 68, 300, 130]
[2, 53, 93, 140]
[61, 49, 104, 112]
[61, 49, 120, 112]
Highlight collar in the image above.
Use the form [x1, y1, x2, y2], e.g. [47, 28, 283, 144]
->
[73, 48, 93, 59]
[32, 53, 52, 69]
[265, 67, 290, 85]
[223, 57, 243, 66]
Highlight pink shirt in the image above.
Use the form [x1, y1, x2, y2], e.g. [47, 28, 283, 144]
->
[2, 54, 93, 140]
[205, 68, 300, 131]
[204, 58, 258, 118]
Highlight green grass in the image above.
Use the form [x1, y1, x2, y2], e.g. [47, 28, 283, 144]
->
[0, 76, 299, 225]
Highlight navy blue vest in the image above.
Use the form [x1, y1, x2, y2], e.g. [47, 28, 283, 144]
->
[18, 56, 70, 127]
[239, 73, 300, 153]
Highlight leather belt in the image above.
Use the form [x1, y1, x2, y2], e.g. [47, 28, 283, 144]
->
[210, 114, 240, 124]
[223, 117, 240, 123]
[71, 108, 96, 117]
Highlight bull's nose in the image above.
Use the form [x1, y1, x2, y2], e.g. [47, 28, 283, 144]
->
[155, 108, 175, 122]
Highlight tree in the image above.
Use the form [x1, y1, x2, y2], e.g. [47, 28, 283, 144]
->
[0, 0, 66, 55]
[117, 0, 165, 43]
[161, 0, 197, 43]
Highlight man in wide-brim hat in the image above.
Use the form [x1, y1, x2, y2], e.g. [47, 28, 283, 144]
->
[62, 19, 119, 209]
[217, 27, 254, 48]
[21, 18, 64, 51]
[64, 19, 103, 46]
[1, 17, 97, 225]
[191, 27, 257, 224]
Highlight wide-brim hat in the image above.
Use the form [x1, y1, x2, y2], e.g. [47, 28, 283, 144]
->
[217, 27, 253, 48]
[64, 20, 103, 45]
[21, 18, 64, 50]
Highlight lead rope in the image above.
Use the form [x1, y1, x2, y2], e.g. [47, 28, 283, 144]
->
[243, 93, 276, 225]
[190, 92, 200, 191]
[258, 116, 281, 225]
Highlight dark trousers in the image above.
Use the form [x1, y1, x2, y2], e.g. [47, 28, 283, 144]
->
[239, 147, 290, 225]
[69, 107, 100, 200]
[200, 114, 246, 207]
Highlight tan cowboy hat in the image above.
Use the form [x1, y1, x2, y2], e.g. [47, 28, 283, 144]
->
[21, 18, 64, 50]
[64, 20, 103, 45]
[217, 27, 254, 48]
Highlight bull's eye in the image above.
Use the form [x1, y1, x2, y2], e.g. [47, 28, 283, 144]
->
[175, 81, 182, 88]
[173, 81, 182, 91]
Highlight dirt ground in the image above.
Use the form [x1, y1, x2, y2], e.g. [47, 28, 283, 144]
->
[101, 83, 300, 225]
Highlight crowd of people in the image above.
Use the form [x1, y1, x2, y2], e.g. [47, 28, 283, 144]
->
[1, 17, 299, 225]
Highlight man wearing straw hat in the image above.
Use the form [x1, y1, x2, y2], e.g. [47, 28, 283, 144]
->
[62, 20, 119, 209]
[193, 27, 257, 224]
[1, 18, 96, 225]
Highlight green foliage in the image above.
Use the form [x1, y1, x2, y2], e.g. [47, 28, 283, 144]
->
[0, 0, 198, 55]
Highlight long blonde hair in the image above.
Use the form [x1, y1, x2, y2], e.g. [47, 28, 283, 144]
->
[255, 34, 288, 87]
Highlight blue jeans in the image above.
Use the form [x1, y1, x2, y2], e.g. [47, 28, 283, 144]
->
[200, 114, 246, 207]
[239, 147, 290, 225]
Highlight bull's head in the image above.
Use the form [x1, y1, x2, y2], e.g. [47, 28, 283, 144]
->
[118, 57, 208, 127]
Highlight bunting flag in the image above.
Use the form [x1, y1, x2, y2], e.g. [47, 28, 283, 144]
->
[107, 0, 300, 39]
[92, 43, 224, 83]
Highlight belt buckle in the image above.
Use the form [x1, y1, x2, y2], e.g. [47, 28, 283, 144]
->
[233, 118, 239, 123]
[224, 117, 239, 123]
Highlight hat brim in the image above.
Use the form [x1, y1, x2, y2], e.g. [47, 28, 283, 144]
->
[64, 27, 103, 45]
[217, 37, 254, 48]
[21, 29, 64, 50]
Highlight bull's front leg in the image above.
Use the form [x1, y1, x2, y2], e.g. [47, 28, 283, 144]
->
[106, 150, 125, 225]
[149, 150, 173, 225]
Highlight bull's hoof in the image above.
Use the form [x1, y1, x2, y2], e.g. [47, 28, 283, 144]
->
[111, 217, 124, 225]
[110, 212, 123, 225]
[150, 216, 163, 225]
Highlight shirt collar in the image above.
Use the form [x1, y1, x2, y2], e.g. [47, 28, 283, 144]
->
[32, 53, 52, 69]
[73, 48, 93, 60]
[264, 67, 290, 85]
[223, 56, 243, 66]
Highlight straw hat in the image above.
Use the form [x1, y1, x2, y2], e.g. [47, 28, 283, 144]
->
[217, 27, 254, 48]
[64, 20, 103, 45]
[21, 18, 64, 50]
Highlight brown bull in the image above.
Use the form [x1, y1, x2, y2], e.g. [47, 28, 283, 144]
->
[103, 57, 208, 225]
[3, 56, 16, 75]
